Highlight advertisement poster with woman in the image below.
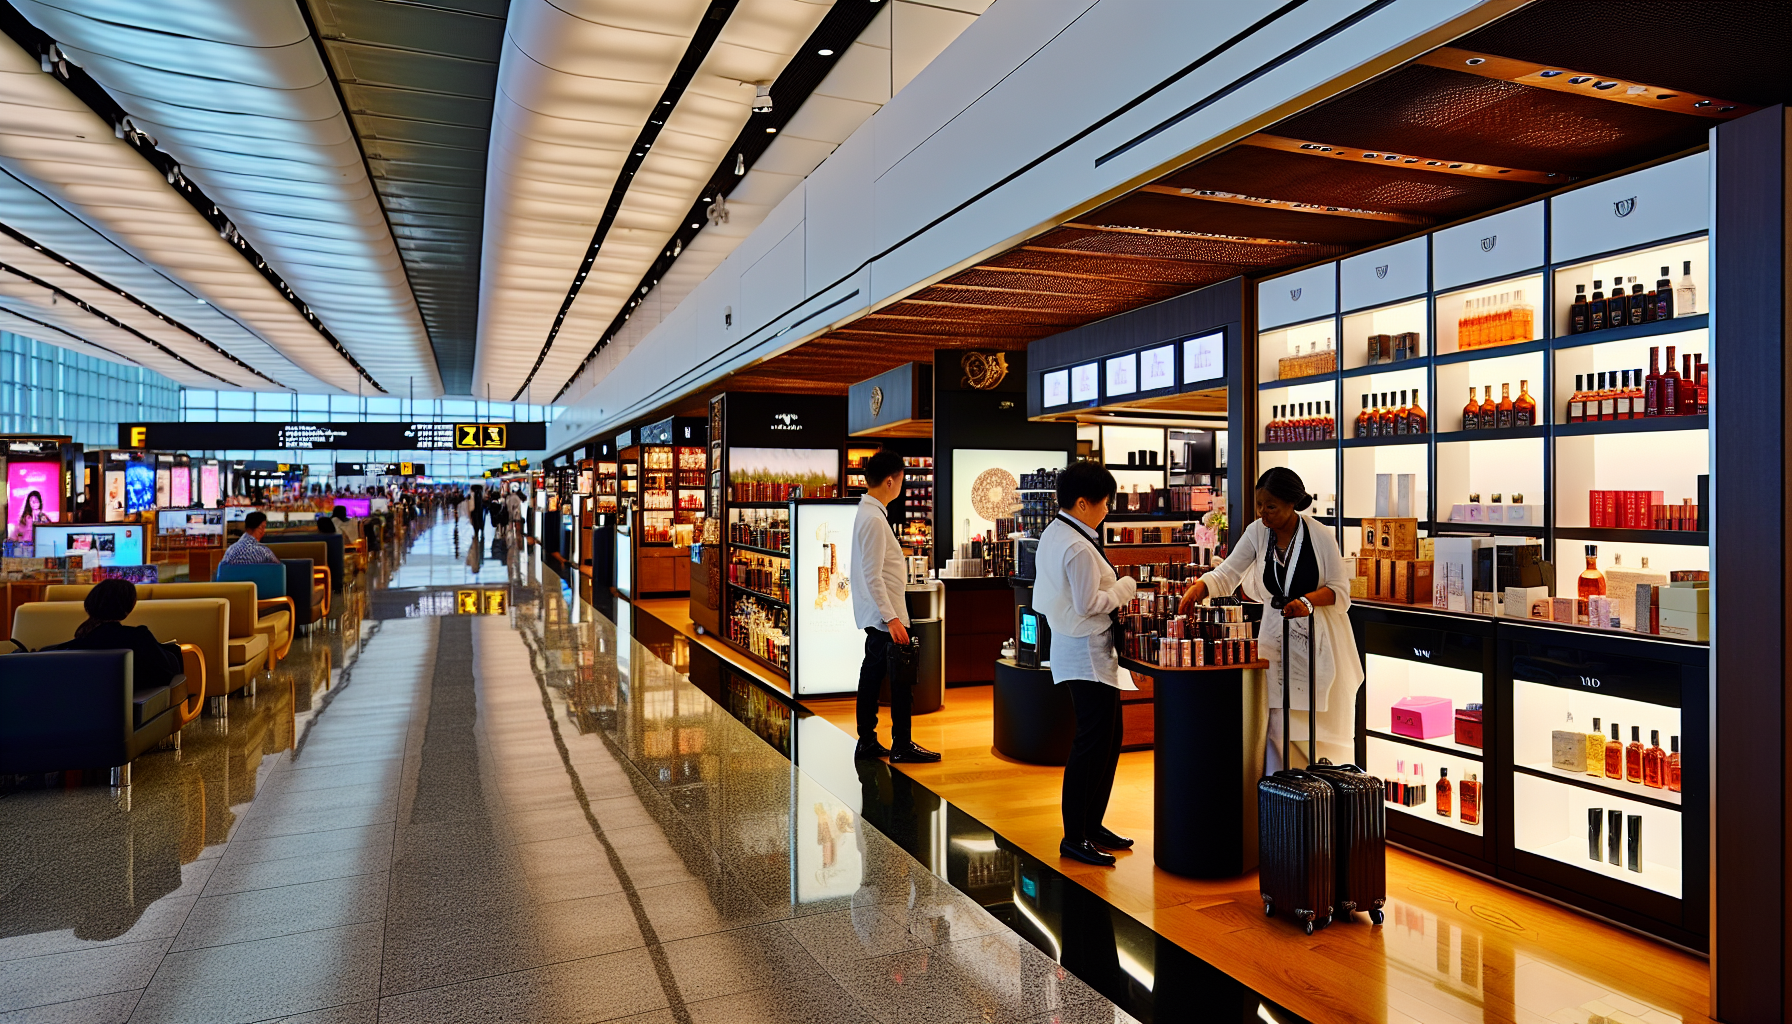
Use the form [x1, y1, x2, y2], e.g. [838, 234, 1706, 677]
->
[7, 461, 60, 545]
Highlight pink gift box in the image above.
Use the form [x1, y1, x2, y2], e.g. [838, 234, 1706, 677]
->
[1390, 696, 1455, 740]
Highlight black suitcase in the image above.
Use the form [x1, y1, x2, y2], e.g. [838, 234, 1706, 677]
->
[1307, 759, 1388, 925]
[1258, 616, 1335, 934]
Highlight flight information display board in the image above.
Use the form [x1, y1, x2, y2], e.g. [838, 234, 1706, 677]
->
[121, 422, 543, 451]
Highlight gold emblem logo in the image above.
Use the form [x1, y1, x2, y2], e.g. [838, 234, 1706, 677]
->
[960, 351, 1009, 390]
[870, 385, 884, 418]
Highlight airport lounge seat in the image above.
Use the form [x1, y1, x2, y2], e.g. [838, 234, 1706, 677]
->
[0, 645, 204, 783]
[211, 566, 298, 660]
[266, 532, 345, 592]
[265, 542, 332, 617]
[46, 581, 283, 677]
[26, 592, 252, 701]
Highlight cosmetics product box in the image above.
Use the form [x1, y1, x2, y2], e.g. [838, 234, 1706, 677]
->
[1389, 559, 1434, 605]
[1503, 504, 1541, 526]
[1484, 504, 1505, 524]
[1504, 585, 1550, 619]
[1658, 608, 1709, 641]
[1455, 703, 1484, 749]
[1636, 583, 1658, 634]
[1390, 695, 1454, 740]
[1552, 729, 1584, 769]
[1349, 575, 1368, 599]
[1657, 584, 1709, 615]
[1362, 518, 1419, 560]
[1550, 596, 1576, 623]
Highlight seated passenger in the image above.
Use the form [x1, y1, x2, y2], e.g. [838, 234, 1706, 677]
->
[221, 511, 281, 564]
[43, 578, 183, 691]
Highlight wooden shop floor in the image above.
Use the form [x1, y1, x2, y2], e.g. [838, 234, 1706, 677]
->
[804, 684, 1714, 1024]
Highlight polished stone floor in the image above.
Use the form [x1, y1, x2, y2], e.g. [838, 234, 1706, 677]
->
[0, 518, 1133, 1024]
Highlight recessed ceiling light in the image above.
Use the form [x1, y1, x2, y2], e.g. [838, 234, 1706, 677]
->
[818, 49, 834, 56]
[765, 127, 777, 133]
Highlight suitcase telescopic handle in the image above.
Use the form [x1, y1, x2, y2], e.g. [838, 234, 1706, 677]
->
[1279, 612, 1319, 770]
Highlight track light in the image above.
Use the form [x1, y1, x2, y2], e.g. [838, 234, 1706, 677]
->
[734, 153, 745, 175]
[752, 83, 773, 112]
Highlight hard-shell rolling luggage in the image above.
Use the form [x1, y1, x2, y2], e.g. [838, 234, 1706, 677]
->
[1258, 615, 1334, 934]
[1307, 758, 1388, 924]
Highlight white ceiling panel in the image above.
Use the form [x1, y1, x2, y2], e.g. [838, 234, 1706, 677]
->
[15, 0, 443, 395]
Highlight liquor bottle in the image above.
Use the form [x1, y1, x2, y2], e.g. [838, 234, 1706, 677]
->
[1513, 380, 1536, 427]
[1614, 370, 1633, 419]
[1654, 266, 1674, 320]
[1567, 374, 1587, 423]
[1599, 371, 1617, 422]
[1496, 382, 1514, 429]
[1679, 353, 1698, 416]
[1395, 389, 1411, 435]
[1667, 735, 1681, 793]
[1479, 385, 1496, 430]
[1356, 395, 1371, 438]
[1408, 389, 1427, 434]
[1460, 773, 1480, 825]
[1626, 726, 1644, 783]
[1643, 729, 1666, 789]
[1569, 284, 1588, 334]
[1436, 766, 1452, 818]
[1662, 345, 1681, 414]
[1605, 722, 1623, 779]
[1644, 347, 1662, 417]
[1586, 717, 1606, 775]
[1628, 277, 1647, 326]
[1378, 393, 1396, 436]
[1696, 362, 1708, 415]
[1512, 288, 1534, 342]
[1676, 260, 1697, 315]
[1643, 276, 1658, 322]
[1588, 280, 1607, 332]
[1629, 369, 1645, 422]
[1324, 400, 1335, 439]
[1579, 544, 1606, 599]
[1459, 298, 1475, 349]
[1463, 386, 1480, 431]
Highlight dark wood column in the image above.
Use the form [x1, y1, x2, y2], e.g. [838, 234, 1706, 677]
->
[1711, 103, 1788, 1024]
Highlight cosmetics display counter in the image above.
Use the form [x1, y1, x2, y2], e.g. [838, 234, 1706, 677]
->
[1251, 154, 1714, 948]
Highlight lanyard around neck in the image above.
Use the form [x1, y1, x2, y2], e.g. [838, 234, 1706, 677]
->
[1269, 517, 1306, 598]
[1056, 512, 1114, 571]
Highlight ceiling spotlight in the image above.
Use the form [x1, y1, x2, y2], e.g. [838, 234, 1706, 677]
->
[752, 84, 773, 112]
[690, 222, 700, 229]
[1464, 57, 1485, 65]
[818, 48, 834, 56]
[734, 153, 745, 175]
[765, 127, 777, 133]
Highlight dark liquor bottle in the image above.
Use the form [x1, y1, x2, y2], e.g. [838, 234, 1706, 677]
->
[1378, 393, 1396, 436]
[1588, 280, 1607, 331]
[1496, 383, 1514, 429]
[1407, 388, 1427, 434]
[1436, 767, 1451, 818]
[1654, 266, 1674, 320]
[1696, 361, 1708, 415]
[1513, 380, 1536, 427]
[1395, 389, 1410, 435]
[1569, 284, 1588, 334]
[1568, 374, 1587, 423]
[1324, 400, 1335, 440]
[1644, 347, 1662, 417]
[1662, 345, 1681, 415]
[1356, 395, 1371, 438]
[1462, 387, 1479, 431]
[1679, 354, 1698, 416]
[1628, 277, 1647, 326]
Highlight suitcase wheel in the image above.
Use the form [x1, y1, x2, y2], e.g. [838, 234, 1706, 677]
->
[1303, 919, 1315, 936]
[1369, 909, 1385, 925]
[1264, 903, 1274, 917]
[1320, 914, 1333, 929]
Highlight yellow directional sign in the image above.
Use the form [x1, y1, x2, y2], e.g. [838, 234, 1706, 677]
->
[483, 590, 506, 615]
[454, 424, 509, 449]
[456, 590, 479, 614]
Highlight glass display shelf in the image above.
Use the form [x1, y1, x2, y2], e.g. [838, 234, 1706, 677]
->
[727, 580, 788, 606]
[729, 541, 789, 558]
[1432, 426, 1548, 443]
[1340, 435, 1427, 449]
[1365, 734, 1485, 837]
[1551, 236, 1706, 342]
[1433, 338, 1549, 366]
[1513, 763, 1681, 810]
[1553, 416, 1707, 437]
[1552, 313, 1708, 350]
[1341, 297, 1427, 373]
[1257, 317, 1338, 385]
[1434, 273, 1544, 356]
[1512, 772, 1681, 899]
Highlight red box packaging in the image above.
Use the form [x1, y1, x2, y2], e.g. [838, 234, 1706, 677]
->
[1454, 704, 1484, 748]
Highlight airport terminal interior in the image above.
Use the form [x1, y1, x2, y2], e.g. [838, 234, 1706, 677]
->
[0, 2, 1788, 1022]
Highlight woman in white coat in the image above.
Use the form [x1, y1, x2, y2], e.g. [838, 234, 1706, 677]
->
[1179, 467, 1363, 772]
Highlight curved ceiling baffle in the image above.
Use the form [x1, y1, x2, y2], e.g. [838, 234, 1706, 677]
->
[14, 0, 443, 395]
[302, 0, 507, 397]
[0, 22, 365, 392]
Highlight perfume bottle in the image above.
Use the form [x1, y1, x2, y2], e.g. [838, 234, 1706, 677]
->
[1605, 722, 1623, 779]
[1643, 729, 1666, 789]
[1459, 773, 1480, 825]
[1609, 808, 1623, 865]
[1667, 735, 1681, 792]
[1586, 716, 1606, 775]
[1588, 807, 1604, 860]
[1627, 814, 1643, 872]
[1436, 766, 1452, 818]
[1570, 284, 1588, 334]
[1626, 726, 1644, 783]
[1654, 266, 1675, 320]
[1513, 380, 1536, 427]
[1676, 260, 1696, 315]
[1578, 545, 1606, 599]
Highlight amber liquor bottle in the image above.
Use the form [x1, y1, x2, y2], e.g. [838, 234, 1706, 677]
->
[1614, 370, 1633, 419]
[1644, 347, 1662, 417]
[1356, 395, 1371, 438]
[1493, 383, 1513, 429]
[1605, 722, 1624, 780]
[1459, 774, 1480, 825]
[1626, 726, 1644, 783]
[1643, 730, 1666, 789]
[1378, 393, 1396, 436]
[1395, 390, 1411, 435]
[1661, 345, 1681, 414]
[1589, 280, 1607, 331]
[1628, 369, 1645, 421]
[1567, 374, 1587, 423]
[1479, 385, 1496, 430]
[1436, 766, 1452, 818]
[1569, 284, 1588, 334]
[1513, 380, 1536, 427]
[1579, 544, 1606, 599]
[1667, 736, 1681, 792]
[1598, 371, 1617, 422]
[1407, 388, 1427, 434]
[1462, 387, 1480, 431]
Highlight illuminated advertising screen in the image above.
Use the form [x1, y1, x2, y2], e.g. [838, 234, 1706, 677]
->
[200, 464, 220, 508]
[33, 524, 144, 567]
[336, 497, 372, 518]
[154, 465, 170, 509]
[104, 469, 126, 523]
[125, 461, 155, 514]
[157, 509, 224, 536]
[6, 461, 61, 544]
[170, 464, 191, 507]
[790, 500, 864, 696]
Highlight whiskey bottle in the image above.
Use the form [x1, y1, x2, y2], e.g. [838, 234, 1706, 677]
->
[1626, 726, 1644, 784]
[1356, 395, 1371, 438]
[1570, 284, 1589, 334]
[1629, 369, 1645, 420]
[1395, 389, 1411, 435]
[1513, 380, 1536, 427]
[1463, 386, 1480, 431]
[1696, 362, 1709, 415]
[1614, 370, 1632, 419]
[1567, 374, 1587, 423]
[1408, 388, 1427, 434]
[1654, 266, 1674, 320]
[1605, 722, 1623, 779]
[1579, 544, 1606, 599]
[1628, 277, 1647, 326]
[1378, 393, 1396, 436]
[1667, 735, 1681, 793]
[1643, 730, 1666, 789]
[1644, 347, 1662, 417]
[1479, 385, 1496, 430]
[1589, 280, 1607, 332]
[1679, 354, 1699, 416]
[1585, 717, 1606, 775]
[1459, 773, 1480, 825]
[1324, 400, 1335, 439]
[1512, 288, 1534, 342]
[1436, 766, 1452, 818]
[1598, 371, 1617, 421]
[1496, 382, 1514, 429]
[1676, 260, 1697, 315]
[1643, 276, 1658, 322]
[1661, 345, 1681, 414]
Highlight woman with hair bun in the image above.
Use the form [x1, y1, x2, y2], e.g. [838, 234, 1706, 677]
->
[1179, 466, 1363, 772]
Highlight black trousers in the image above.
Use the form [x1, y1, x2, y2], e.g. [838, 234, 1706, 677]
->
[857, 628, 913, 747]
[1061, 678, 1123, 842]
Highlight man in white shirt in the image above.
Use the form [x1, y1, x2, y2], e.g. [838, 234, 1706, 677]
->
[850, 450, 940, 763]
[1031, 461, 1137, 866]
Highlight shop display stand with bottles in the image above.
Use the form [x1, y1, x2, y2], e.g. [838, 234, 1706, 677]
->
[1085, 423, 1223, 563]
[1254, 154, 1712, 948]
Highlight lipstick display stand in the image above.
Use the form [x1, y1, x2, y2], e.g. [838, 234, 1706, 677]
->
[1122, 656, 1269, 879]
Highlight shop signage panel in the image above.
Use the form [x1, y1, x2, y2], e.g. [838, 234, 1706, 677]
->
[1433, 201, 1545, 290]
[1340, 236, 1428, 311]
[1257, 262, 1336, 330]
[1041, 368, 1070, 407]
[790, 501, 864, 696]
[1550, 152, 1708, 264]
[119, 422, 546, 451]
[1509, 639, 1683, 708]
[1069, 363, 1099, 402]
[1104, 353, 1137, 397]
[1182, 331, 1225, 385]
[1138, 344, 1176, 392]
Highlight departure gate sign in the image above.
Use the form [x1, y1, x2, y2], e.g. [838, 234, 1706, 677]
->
[120, 421, 543, 451]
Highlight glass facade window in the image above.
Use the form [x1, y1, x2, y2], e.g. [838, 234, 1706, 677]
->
[0, 331, 180, 446]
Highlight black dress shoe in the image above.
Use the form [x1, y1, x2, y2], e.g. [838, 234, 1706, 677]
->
[1059, 839, 1116, 866]
[853, 740, 890, 760]
[888, 742, 941, 763]
[1090, 827, 1134, 851]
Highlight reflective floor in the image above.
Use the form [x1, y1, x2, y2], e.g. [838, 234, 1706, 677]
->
[0, 518, 1135, 1024]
